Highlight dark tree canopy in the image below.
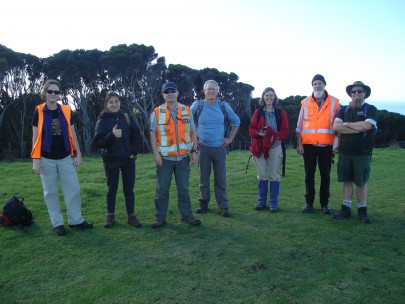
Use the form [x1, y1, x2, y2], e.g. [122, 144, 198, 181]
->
[0, 43, 403, 159]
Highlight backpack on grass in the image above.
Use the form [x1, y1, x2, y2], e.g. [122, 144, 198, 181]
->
[0, 196, 33, 227]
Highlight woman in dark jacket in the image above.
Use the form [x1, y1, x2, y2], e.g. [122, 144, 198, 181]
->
[93, 92, 143, 228]
[249, 87, 289, 212]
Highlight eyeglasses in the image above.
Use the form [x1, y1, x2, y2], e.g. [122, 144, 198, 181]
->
[164, 89, 177, 94]
[351, 89, 365, 94]
[47, 90, 60, 95]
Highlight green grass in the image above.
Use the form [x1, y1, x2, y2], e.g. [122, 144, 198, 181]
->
[1, 148, 404, 304]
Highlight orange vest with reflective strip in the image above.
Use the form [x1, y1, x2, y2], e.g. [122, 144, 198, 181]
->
[155, 103, 193, 156]
[300, 95, 339, 145]
[31, 103, 75, 159]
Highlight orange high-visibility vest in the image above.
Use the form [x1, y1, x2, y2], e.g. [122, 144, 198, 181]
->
[300, 95, 339, 145]
[31, 103, 75, 159]
[155, 103, 193, 156]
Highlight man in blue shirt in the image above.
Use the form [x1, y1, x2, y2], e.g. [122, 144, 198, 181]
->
[190, 80, 240, 217]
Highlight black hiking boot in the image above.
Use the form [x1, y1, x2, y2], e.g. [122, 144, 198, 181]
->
[196, 200, 208, 214]
[358, 207, 372, 223]
[301, 204, 314, 213]
[333, 204, 351, 219]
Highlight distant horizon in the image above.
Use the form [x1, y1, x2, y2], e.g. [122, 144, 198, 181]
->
[339, 101, 405, 115]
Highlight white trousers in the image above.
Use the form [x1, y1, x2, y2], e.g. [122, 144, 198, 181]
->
[40, 156, 84, 227]
[253, 145, 283, 182]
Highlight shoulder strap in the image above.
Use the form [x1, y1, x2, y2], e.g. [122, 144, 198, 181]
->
[219, 101, 229, 123]
[123, 113, 130, 126]
[275, 108, 281, 121]
[195, 100, 230, 126]
[194, 101, 204, 127]
[363, 103, 369, 117]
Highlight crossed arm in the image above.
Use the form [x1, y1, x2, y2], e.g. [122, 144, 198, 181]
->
[333, 119, 373, 134]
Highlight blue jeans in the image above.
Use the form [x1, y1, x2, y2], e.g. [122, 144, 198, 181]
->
[198, 145, 229, 208]
[104, 159, 135, 215]
[154, 157, 193, 221]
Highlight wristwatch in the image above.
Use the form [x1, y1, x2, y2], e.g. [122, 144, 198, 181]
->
[190, 149, 198, 154]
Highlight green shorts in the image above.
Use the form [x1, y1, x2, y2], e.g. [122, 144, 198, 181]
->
[337, 153, 371, 187]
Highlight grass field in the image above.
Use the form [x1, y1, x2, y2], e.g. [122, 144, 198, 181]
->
[0, 148, 404, 304]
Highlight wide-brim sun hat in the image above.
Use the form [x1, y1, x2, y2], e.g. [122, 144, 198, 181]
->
[346, 81, 371, 99]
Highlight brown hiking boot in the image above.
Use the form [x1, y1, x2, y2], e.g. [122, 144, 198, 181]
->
[182, 217, 201, 226]
[151, 219, 166, 228]
[128, 214, 142, 228]
[104, 213, 115, 228]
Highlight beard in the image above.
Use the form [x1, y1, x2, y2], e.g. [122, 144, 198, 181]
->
[350, 97, 364, 109]
[313, 89, 324, 99]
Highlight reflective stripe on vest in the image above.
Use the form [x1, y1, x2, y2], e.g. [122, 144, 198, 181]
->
[301, 96, 338, 144]
[30, 103, 75, 158]
[155, 104, 192, 156]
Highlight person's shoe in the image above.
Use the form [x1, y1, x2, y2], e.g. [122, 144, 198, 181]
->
[301, 204, 314, 213]
[358, 207, 372, 223]
[321, 205, 331, 214]
[255, 205, 266, 211]
[69, 221, 94, 229]
[196, 200, 208, 214]
[333, 205, 351, 219]
[104, 213, 115, 228]
[128, 215, 142, 228]
[182, 217, 201, 226]
[54, 225, 66, 236]
[151, 220, 166, 228]
[220, 208, 230, 217]
[269, 207, 278, 213]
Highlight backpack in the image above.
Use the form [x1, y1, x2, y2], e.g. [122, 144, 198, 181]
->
[0, 196, 33, 227]
[193, 100, 231, 137]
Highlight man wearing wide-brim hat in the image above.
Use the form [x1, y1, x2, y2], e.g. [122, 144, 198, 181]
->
[332, 81, 377, 223]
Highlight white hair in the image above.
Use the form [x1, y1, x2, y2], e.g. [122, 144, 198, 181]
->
[203, 80, 219, 91]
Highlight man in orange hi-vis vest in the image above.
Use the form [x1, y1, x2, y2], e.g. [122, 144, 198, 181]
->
[296, 74, 340, 214]
[149, 82, 201, 228]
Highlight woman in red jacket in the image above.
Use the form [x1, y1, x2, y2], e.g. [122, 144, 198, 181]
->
[249, 87, 289, 212]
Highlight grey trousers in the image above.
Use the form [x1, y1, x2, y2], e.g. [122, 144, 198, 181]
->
[154, 157, 194, 221]
[198, 145, 229, 208]
[40, 156, 84, 227]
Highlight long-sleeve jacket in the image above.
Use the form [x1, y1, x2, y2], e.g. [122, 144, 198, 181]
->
[249, 107, 289, 159]
[93, 110, 142, 162]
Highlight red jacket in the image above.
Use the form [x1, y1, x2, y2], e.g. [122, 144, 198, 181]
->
[249, 107, 289, 159]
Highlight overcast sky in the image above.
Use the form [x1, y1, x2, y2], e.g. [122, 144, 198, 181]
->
[2, 0, 405, 110]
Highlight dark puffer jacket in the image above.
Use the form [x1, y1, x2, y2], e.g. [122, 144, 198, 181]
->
[93, 110, 142, 162]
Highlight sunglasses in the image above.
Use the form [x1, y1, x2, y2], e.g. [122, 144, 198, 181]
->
[47, 90, 60, 95]
[164, 89, 177, 94]
[351, 89, 365, 94]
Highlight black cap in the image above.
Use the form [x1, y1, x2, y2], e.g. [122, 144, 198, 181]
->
[312, 74, 326, 85]
[161, 82, 177, 92]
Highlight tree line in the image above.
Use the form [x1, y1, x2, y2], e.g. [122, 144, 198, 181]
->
[1, 43, 404, 159]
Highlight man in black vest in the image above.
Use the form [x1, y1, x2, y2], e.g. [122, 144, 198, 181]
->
[332, 81, 377, 223]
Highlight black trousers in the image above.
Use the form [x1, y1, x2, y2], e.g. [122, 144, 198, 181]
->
[302, 144, 332, 206]
[104, 159, 135, 214]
